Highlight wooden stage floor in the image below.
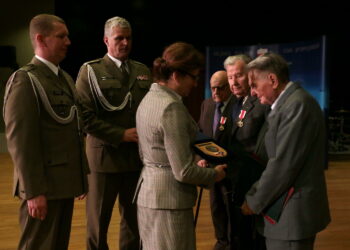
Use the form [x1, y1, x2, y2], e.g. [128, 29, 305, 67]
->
[0, 153, 349, 249]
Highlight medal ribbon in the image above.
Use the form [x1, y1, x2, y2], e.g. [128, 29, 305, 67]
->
[220, 116, 227, 125]
[238, 110, 246, 120]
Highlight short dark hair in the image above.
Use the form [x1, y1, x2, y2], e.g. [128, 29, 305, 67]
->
[29, 14, 65, 48]
[152, 42, 204, 82]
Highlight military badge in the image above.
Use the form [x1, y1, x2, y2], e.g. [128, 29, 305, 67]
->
[219, 116, 227, 131]
[136, 75, 149, 80]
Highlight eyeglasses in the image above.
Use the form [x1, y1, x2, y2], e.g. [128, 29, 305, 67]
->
[211, 84, 229, 91]
[178, 70, 201, 82]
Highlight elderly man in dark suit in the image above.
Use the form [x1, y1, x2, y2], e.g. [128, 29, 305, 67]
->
[3, 14, 89, 250]
[223, 54, 269, 250]
[242, 52, 330, 250]
[198, 70, 236, 250]
[76, 16, 152, 250]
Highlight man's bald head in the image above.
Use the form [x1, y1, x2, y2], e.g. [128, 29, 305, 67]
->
[210, 70, 231, 103]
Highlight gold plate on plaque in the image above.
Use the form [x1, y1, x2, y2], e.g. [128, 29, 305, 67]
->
[194, 141, 227, 158]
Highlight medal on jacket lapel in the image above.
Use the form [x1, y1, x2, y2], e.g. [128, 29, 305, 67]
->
[219, 116, 227, 131]
[237, 110, 246, 127]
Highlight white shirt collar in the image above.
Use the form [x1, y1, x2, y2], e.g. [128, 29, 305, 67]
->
[242, 95, 248, 105]
[107, 54, 129, 73]
[271, 81, 293, 110]
[35, 55, 59, 75]
[107, 54, 122, 67]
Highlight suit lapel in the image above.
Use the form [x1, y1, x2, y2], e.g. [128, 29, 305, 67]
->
[231, 95, 256, 135]
[126, 59, 139, 90]
[103, 55, 121, 79]
[206, 100, 216, 138]
[31, 57, 73, 98]
[215, 96, 234, 139]
[103, 55, 137, 90]
[60, 70, 79, 102]
[269, 82, 299, 118]
[242, 96, 256, 113]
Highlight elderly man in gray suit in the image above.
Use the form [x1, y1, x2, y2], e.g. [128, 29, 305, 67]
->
[241, 52, 331, 250]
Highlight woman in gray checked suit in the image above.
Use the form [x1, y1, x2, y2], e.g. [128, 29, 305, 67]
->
[134, 42, 227, 250]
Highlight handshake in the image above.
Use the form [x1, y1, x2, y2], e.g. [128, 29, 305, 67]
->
[197, 159, 227, 182]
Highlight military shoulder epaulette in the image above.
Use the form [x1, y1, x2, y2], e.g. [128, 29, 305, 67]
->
[84, 58, 102, 65]
[132, 60, 146, 66]
[20, 64, 36, 72]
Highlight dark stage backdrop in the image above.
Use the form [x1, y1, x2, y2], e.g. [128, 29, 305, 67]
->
[55, 1, 350, 119]
[206, 36, 328, 112]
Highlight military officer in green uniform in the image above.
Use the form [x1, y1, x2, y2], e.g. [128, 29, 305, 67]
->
[4, 14, 89, 250]
[76, 16, 152, 250]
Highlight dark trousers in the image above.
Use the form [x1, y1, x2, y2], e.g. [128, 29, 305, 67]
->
[18, 198, 74, 250]
[86, 171, 140, 250]
[210, 178, 234, 250]
[231, 206, 266, 250]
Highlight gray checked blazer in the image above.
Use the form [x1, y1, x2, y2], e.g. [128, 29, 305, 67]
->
[134, 83, 217, 209]
[246, 82, 331, 240]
